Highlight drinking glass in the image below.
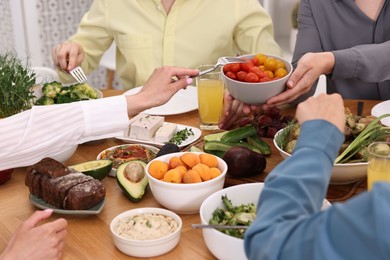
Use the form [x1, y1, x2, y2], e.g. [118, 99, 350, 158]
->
[367, 142, 390, 191]
[196, 65, 225, 130]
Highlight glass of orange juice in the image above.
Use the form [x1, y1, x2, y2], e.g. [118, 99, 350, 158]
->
[196, 65, 225, 130]
[367, 142, 390, 191]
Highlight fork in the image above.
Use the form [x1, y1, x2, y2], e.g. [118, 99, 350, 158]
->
[193, 56, 247, 78]
[69, 66, 88, 83]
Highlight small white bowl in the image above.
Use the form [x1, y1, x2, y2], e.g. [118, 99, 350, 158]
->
[145, 152, 227, 214]
[110, 208, 182, 257]
[273, 128, 368, 184]
[222, 54, 292, 105]
[199, 183, 331, 260]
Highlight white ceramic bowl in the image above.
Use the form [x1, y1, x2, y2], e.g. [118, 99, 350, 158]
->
[145, 152, 227, 214]
[50, 145, 78, 163]
[222, 54, 292, 105]
[110, 207, 182, 257]
[199, 183, 331, 260]
[273, 129, 368, 184]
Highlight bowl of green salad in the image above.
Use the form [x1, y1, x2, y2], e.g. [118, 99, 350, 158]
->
[199, 183, 331, 260]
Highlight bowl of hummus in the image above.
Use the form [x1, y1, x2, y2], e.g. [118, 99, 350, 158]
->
[110, 207, 182, 257]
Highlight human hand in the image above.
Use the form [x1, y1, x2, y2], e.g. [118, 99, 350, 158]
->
[125, 66, 199, 116]
[295, 93, 345, 133]
[1, 209, 68, 260]
[218, 92, 257, 130]
[266, 52, 335, 107]
[52, 41, 84, 72]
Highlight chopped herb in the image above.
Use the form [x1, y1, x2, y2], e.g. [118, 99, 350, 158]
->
[146, 220, 152, 228]
[169, 128, 194, 145]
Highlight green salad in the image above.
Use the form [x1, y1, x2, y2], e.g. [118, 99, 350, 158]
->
[209, 195, 256, 239]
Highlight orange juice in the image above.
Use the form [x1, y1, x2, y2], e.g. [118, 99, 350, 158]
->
[197, 79, 224, 125]
[367, 158, 390, 190]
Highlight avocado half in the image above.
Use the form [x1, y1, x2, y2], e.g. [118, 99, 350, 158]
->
[70, 159, 112, 180]
[116, 160, 149, 202]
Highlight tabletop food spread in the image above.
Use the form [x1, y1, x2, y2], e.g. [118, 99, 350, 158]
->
[1, 80, 388, 258]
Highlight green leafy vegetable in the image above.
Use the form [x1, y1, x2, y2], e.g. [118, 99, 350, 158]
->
[169, 128, 194, 145]
[209, 195, 256, 239]
[0, 52, 36, 117]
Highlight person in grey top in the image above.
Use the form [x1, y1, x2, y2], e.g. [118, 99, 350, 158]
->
[266, 0, 390, 107]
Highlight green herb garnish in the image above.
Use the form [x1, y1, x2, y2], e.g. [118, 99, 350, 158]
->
[169, 128, 194, 145]
[0, 52, 36, 117]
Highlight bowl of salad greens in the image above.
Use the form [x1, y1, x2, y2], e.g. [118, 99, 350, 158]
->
[199, 183, 331, 260]
[199, 183, 262, 260]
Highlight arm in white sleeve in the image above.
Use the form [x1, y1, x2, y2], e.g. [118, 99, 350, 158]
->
[0, 95, 129, 170]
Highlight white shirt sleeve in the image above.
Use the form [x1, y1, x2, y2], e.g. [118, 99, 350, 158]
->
[0, 95, 129, 170]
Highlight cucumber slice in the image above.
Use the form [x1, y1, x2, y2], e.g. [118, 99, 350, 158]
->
[70, 159, 112, 180]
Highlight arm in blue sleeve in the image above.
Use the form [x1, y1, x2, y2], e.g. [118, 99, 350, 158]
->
[244, 120, 390, 259]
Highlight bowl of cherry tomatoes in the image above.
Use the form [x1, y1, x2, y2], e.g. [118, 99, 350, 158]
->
[222, 53, 292, 105]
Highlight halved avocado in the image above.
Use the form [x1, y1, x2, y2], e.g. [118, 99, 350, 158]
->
[116, 161, 148, 202]
[70, 159, 112, 180]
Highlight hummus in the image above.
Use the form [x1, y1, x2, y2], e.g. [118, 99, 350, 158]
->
[115, 213, 178, 240]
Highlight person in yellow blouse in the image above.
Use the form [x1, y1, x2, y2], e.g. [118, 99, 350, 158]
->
[52, 0, 281, 90]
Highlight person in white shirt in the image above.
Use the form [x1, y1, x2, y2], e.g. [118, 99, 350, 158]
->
[0, 66, 198, 171]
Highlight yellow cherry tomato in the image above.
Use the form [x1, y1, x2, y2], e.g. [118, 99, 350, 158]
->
[255, 54, 267, 65]
[264, 70, 275, 79]
[264, 57, 277, 72]
[274, 68, 288, 78]
[275, 60, 286, 70]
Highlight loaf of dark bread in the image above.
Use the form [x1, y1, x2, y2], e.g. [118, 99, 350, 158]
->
[25, 158, 106, 210]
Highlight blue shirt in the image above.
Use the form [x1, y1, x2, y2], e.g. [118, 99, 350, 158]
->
[244, 120, 390, 259]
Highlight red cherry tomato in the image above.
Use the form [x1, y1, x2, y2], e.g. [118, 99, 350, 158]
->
[240, 62, 254, 72]
[249, 66, 265, 79]
[226, 71, 237, 80]
[250, 57, 259, 66]
[230, 63, 241, 73]
[236, 71, 247, 82]
[245, 72, 259, 82]
[223, 64, 231, 74]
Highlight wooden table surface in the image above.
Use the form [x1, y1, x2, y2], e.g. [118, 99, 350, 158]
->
[0, 90, 379, 259]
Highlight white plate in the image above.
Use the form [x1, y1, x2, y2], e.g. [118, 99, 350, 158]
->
[371, 100, 390, 126]
[116, 123, 201, 148]
[123, 86, 198, 115]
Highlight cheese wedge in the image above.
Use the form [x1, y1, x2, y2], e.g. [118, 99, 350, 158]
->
[154, 123, 177, 143]
[128, 114, 164, 140]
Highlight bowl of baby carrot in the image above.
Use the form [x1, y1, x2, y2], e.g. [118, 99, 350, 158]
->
[145, 152, 227, 214]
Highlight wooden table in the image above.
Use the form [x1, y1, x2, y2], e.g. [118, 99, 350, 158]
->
[0, 90, 379, 259]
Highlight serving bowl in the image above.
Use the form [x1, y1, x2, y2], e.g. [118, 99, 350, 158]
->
[50, 145, 78, 163]
[110, 207, 182, 257]
[222, 54, 292, 105]
[145, 152, 227, 214]
[97, 144, 159, 177]
[199, 183, 331, 260]
[273, 129, 368, 184]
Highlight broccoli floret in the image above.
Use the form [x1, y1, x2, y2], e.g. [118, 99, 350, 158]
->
[69, 83, 98, 100]
[56, 92, 75, 104]
[42, 81, 62, 99]
[35, 96, 55, 106]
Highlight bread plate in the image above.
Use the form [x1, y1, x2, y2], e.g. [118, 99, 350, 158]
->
[29, 194, 106, 215]
[115, 123, 201, 148]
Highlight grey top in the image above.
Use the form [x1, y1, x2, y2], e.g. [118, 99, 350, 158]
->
[293, 0, 390, 100]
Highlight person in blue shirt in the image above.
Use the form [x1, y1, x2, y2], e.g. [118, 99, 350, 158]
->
[244, 93, 390, 259]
